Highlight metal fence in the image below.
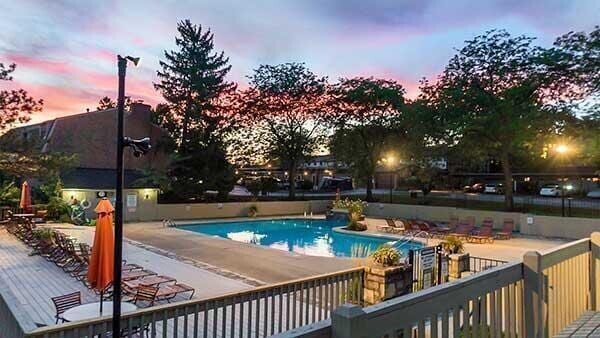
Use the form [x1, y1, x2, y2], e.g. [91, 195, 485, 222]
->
[469, 256, 508, 273]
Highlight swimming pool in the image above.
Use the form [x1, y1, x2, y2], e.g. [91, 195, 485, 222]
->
[181, 218, 422, 258]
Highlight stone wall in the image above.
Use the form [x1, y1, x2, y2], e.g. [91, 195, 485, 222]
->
[363, 265, 413, 305]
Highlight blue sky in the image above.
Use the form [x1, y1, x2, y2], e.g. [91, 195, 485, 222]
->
[0, 0, 598, 123]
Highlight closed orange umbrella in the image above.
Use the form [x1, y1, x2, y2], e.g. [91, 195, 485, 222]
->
[87, 199, 115, 299]
[19, 181, 32, 213]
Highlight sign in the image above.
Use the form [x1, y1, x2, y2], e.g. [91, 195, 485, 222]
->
[420, 247, 435, 270]
[126, 194, 137, 208]
[420, 247, 436, 288]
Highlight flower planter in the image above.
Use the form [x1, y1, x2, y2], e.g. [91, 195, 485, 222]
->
[363, 264, 413, 305]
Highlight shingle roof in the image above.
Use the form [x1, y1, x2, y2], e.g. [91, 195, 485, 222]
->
[44, 103, 169, 170]
[61, 168, 154, 189]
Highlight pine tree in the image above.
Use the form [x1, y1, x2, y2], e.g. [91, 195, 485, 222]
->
[154, 19, 236, 148]
[154, 20, 237, 200]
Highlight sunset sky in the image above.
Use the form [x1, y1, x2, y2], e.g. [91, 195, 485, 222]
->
[1, 0, 598, 124]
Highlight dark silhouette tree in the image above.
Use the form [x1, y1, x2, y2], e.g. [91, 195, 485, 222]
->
[329, 77, 405, 201]
[421, 30, 573, 210]
[153, 20, 238, 200]
[238, 63, 330, 199]
[96, 96, 138, 111]
[0, 62, 42, 131]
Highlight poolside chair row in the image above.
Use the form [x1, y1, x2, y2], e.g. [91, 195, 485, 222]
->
[6, 218, 195, 314]
[377, 216, 515, 243]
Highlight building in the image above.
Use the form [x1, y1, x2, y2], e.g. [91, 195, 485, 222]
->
[6, 102, 169, 220]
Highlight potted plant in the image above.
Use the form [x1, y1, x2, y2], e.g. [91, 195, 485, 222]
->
[248, 204, 258, 217]
[371, 245, 401, 267]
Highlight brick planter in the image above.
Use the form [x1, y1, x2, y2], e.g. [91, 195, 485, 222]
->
[363, 265, 412, 305]
[448, 253, 470, 279]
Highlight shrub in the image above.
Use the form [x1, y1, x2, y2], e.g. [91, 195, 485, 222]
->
[371, 245, 401, 267]
[346, 219, 367, 231]
[333, 198, 365, 227]
[441, 235, 465, 254]
[58, 214, 73, 224]
[248, 204, 258, 217]
[46, 197, 70, 220]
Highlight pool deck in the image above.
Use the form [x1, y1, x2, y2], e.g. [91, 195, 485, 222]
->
[0, 225, 252, 329]
[124, 218, 357, 284]
[123, 215, 567, 284]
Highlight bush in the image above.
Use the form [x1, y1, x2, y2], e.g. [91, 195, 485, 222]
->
[46, 197, 70, 220]
[297, 180, 313, 190]
[248, 204, 258, 217]
[346, 219, 367, 231]
[441, 235, 465, 254]
[371, 245, 401, 267]
[58, 213, 73, 224]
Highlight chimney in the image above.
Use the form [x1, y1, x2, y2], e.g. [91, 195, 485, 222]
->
[129, 102, 152, 122]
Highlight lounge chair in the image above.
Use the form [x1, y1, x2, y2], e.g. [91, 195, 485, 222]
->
[496, 218, 515, 240]
[468, 218, 495, 243]
[155, 283, 195, 302]
[122, 269, 157, 281]
[376, 219, 396, 233]
[51, 291, 81, 323]
[449, 220, 475, 239]
[124, 275, 176, 289]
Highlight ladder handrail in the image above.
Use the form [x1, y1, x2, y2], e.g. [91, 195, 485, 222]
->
[390, 231, 429, 248]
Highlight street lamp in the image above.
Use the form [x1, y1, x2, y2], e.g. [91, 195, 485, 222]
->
[113, 55, 149, 336]
[382, 155, 396, 203]
[554, 144, 570, 217]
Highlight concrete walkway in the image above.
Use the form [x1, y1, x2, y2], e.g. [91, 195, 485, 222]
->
[124, 221, 356, 284]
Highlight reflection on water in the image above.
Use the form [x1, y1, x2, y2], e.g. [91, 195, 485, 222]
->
[183, 219, 422, 258]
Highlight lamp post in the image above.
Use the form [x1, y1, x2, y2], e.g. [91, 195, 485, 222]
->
[555, 144, 569, 217]
[382, 156, 396, 203]
[114, 55, 150, 336]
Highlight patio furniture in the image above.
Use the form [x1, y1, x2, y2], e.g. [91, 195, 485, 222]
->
[496, 218, 515, 240]
[468, 218, 495, 243]
[51, 291, 81, 323]
[155, 283, 196, 302]
[122, 269, 157, 281]
[61, 301, 137, 322]
[377, 219, 404, 233]
[124, 275, 177, 289]
[449, 220, 475, 239]
[132, 285, 160, 307]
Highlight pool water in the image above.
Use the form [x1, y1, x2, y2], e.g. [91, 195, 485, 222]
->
[181, 218, 422, 258]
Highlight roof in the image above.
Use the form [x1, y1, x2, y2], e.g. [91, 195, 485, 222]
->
[61, 168, 155, 189]
[7, 103, 169, 171]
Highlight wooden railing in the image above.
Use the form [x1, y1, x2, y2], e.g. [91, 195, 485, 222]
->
[280, 233, 599, 338]
[23, 267, 364, 338]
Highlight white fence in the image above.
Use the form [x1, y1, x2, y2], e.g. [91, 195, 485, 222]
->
[279, 234, 598, 338]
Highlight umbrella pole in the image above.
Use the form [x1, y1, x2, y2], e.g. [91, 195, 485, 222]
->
[100, 289, 104, 313]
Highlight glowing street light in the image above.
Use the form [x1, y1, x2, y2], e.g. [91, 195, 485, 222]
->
[381, 155, 397, 203]
[555, 144, 569, 155]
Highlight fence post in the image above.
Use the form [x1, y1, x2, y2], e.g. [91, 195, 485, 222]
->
[523, 251, 544, 338]
[331, 304, 367, 338]
[591, 232, 600, 311]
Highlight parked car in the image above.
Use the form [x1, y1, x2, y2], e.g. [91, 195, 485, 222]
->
[463, 183, 485, 193]
[484, 183, 504, 194]
[587, 190, 600, 199]
[539, 184, 562, 197]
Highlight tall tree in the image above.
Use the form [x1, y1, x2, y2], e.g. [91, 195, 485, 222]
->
[329, 77, 405, 201]
[154, 20, 237, 200]
[0, 62, 42, 131]
[422, 30, 571, 210]
[238, 63, 330, 199]
[96, 96, 138, 111]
